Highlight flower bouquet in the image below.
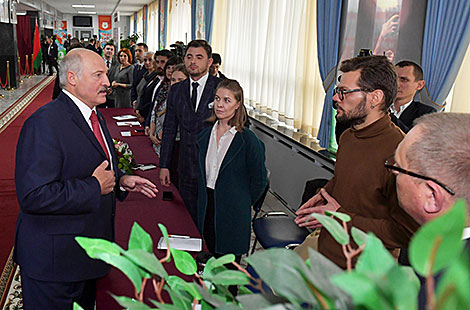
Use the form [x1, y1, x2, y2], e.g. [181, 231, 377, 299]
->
[113, 139, 136, 174]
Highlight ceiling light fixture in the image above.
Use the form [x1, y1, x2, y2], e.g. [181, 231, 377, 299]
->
[77, 11, 96, 14]
[72, 4, 95, 8]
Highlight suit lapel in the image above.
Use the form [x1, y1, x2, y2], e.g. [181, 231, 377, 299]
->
[63, 93, 110, 163]
[196, 76, 216, 115]
[97, 110, 119, 178]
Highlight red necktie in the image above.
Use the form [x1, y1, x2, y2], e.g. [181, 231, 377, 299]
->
[90, 111, 110, 160]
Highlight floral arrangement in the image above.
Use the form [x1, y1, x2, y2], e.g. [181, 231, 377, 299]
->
[113, 139, 136, 174]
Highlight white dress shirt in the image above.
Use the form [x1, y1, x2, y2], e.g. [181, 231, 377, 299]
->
[390, 100, 413, 118]
[205, 122, 237, 189]
[189, 72, 209, 111]
[62, 89, 113, 169]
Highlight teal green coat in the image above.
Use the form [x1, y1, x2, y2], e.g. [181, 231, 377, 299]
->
[197, 126, 267, 255]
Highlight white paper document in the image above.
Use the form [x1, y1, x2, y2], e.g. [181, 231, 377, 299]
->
[116, 121, 141, 126]
[120, 131, 131, 137]
[157, 236, 202, 252]
[113, 115, 137, 121]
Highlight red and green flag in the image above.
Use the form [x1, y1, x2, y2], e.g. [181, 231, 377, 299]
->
[32, 20, 42, 71]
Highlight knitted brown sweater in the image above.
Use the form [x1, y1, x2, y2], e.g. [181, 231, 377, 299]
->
[318, 114, 419, 269]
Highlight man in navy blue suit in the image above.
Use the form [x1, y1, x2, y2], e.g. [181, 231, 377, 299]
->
[159, 40, 221, 222]
[131, 43, 149, 108]
[391, 113, 470, 310]
[14, 48, 158, 309]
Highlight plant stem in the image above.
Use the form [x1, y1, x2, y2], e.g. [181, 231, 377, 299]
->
[232, 261, 257, 281]
[153, 278, 166, 304]
[307, 282, 330, 309]
[426, 236, 443, 310]
[194, 272, 208, 289]
[138, 277, 148, 302]
[434, 284, 456, 310]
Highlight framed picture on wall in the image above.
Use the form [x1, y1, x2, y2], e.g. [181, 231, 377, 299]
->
[0, 0, 9, 24]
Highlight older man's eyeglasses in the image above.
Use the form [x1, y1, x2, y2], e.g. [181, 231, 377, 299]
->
[384, 157, 455, 196]
[333, 87, 368, 101]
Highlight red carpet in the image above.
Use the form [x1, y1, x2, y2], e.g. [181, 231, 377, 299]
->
[0, 78, 55, 273]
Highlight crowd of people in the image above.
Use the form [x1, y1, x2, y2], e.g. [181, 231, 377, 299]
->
[13, 36, 469, 310]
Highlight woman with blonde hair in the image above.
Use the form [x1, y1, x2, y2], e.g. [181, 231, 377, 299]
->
[196, 79, 268, 261]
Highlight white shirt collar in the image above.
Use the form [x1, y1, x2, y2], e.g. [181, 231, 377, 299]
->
[390, 100, 413, 118]
[190, 71, 209, 91]
[62, 89, 95, 128]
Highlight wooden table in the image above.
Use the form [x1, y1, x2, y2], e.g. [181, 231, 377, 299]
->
[96, 108, 204, 309]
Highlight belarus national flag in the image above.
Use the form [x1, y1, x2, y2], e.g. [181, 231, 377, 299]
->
[32, 20, 42, 71]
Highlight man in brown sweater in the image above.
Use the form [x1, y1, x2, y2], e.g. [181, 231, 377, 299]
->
[295, 55, 419, 269]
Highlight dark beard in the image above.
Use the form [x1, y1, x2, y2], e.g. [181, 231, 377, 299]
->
[335, 98, 368, 127]
[156, 68, 164, 76]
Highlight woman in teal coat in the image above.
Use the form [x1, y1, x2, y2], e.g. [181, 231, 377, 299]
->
[197, 79, 267, 259]
[197, 79, 267, 261]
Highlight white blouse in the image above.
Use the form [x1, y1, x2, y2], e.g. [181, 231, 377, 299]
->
[205, 122, 237, 189]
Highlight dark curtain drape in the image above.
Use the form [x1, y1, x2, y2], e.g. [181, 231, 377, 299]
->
[17, 15, 32, 76]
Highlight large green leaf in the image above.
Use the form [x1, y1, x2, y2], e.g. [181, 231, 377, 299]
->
[236, 294, 272, 309]
[195, 283, 226, 307]
[73, 303, 84, 310]
[124, 249, 168, 279]
[304, 248, 353, 309]
[110, 294, 154, 309]
[351, 227, 368, 247]
[128, 222, 153, 253]
[435, 251, 470, 309]
[382, 264, 419, 310]
[167, 289, 193, 310]
[245, 248, 319, 306]
[167, 275, 202, 300]
[205, 254, 235, 274]
[409, 200, 467, 276]
[209, 270, 250, 286]
[355, 233, 395, 275]
[170, 248, 197, 275]
[99, 253, 143, 292]
[312, 213, 349, 245]
[332, 272, 391, 310]
[75, 237, 123, 257]
[325, 210, 351, 222]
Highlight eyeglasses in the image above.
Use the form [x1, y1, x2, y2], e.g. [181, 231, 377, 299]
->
[333, 87, 369, 101]
[384, 158, 455, 196]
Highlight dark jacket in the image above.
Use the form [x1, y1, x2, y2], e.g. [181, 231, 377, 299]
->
[14, 92, 126, 282]
[131, 64, 148, 103]
[136, 71, 160, 120]
[196, 126, 268, 254]
[391, 101, 436, 133]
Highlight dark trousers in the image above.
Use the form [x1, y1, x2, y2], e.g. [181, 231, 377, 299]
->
[48, 59, 59, 75]
[21, 271, 96, 310]
[178, 176, 198, 223]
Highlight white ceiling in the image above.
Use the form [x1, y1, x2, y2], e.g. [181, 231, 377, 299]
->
[42, 0, 152, 16]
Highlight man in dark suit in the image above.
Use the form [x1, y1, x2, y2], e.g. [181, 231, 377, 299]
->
[159, 39, 222, 222]
[102, 42, 119, 108]
[47, 36, 59, 76]
[392, 113, 470, 310]
[14, 48, 158, 309]
[390, 61, 436, 133]
[131, 43, 149, 108]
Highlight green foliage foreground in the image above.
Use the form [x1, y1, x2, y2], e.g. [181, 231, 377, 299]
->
[74, 200, 470, 310]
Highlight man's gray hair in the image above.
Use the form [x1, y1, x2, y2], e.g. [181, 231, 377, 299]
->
[407, 112, 470, 203]
[58, 49, 85, 89]
[144, 51, 155, 58]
